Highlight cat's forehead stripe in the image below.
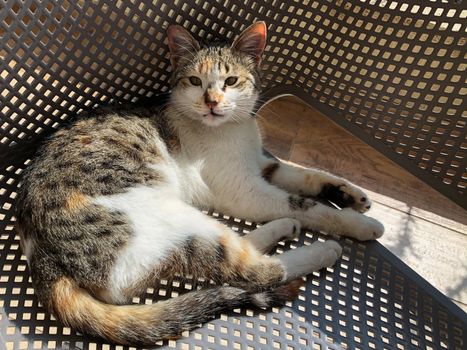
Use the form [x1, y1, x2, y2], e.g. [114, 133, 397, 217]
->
[198, 59, 213, 75]
[197, 58, 229, 76]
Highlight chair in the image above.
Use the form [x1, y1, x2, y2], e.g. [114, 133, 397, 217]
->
[1, 1, 465, 349]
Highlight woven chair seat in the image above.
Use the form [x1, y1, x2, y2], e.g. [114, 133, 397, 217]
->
[1, 1, 465, 349]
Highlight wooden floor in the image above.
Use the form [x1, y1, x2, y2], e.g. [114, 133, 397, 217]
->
[257, 96, 467, 312]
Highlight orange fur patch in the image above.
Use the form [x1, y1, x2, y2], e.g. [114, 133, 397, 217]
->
[216, 227, 285, 286]
[198, 59, 214, 75]
[304, 173, 318, 189]
[219, 231, 230, 256]
[51, 277, 161, 345]
[206, 90, 224, 103]
[52, 277, 81, 319]
[238, 239, 253, 265]
[65, 192, 88, 211]
[52, 277, 123, 343]
[220, 229, 256, 269]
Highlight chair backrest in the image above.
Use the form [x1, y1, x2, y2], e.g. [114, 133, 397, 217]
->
[1, 0, 465, 209]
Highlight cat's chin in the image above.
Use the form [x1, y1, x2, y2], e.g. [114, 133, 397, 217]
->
[200, 114, 228, 127]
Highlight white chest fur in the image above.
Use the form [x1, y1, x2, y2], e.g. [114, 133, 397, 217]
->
[173, 117, 264, 205]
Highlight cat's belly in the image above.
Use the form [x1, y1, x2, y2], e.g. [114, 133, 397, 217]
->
[93, 185, 221, 303]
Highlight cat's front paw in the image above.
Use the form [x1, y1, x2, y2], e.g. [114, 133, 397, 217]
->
[318, 182, 372, 213]
[340, 209, 384, 241]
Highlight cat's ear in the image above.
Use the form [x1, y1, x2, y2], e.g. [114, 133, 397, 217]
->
[167, 25, 200, 68]
[231, 21, 267, 66]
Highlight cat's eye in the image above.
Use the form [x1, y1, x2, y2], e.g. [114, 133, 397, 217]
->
[225, 77, 238, 86]
[189, 76, 202, 86]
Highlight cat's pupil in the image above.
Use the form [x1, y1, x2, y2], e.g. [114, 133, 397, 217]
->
[225, 77, 238, 86]
[189, 76, 202, 86]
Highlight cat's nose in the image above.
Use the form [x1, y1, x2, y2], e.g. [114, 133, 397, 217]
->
[204, 88, 222, 109]
[205, 99, 218, 109]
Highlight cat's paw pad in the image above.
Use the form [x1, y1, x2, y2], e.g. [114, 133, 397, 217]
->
[319, 183, 371, 213]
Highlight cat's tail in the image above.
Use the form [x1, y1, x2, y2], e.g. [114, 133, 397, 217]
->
[41, 276, 302, 346]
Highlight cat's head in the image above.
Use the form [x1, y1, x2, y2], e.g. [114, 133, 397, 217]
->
[167, 22, 266, 127]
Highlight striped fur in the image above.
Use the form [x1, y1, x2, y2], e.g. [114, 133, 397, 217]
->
[43, 276, 303, 346]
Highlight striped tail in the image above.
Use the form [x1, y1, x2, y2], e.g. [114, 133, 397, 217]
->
[41, 276, 303, 346]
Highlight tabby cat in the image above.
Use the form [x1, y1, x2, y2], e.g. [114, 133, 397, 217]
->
[15, 22, 384, 346]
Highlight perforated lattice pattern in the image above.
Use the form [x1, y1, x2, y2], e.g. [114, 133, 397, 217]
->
[1, 161, 466, 350]
[0, 0, 465, 206]
[0, 1, 466, 349]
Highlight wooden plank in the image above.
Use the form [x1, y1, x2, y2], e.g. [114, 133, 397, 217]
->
[257, 98, 306, 160]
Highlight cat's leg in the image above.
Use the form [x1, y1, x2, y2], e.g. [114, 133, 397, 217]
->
[245, 218, 301, 253]
[274, 240, 342, 280]
[98, 200, 343, 309]
[244, 220, 343, 279]
[98, 194, 340, 304]
[213, 177, 383, 241]
[260, 157, 371, 213]
[162, 225, 342, 288]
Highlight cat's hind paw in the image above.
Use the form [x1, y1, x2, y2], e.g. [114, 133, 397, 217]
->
[277, 240, 343, 279]
[311, 240, 343, 268]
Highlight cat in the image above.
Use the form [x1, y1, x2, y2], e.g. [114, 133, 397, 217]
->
[15, 22, 384, 346]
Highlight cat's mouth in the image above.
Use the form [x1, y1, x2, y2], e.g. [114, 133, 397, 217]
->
[200, 110, 229, 126]
[203, 111, 225, 118]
